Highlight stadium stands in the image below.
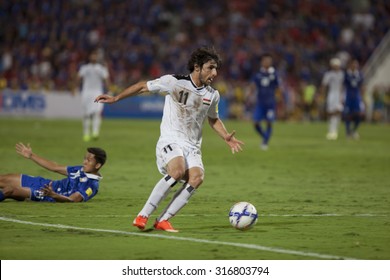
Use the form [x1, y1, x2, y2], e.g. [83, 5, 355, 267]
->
[0, 0, 389, 120]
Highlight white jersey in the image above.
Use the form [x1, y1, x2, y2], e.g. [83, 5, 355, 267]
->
[322, 70, 344, 112]
[147, 74, 220, 149]
[78, 63, 109, 115]
[78, 63, 109, 96]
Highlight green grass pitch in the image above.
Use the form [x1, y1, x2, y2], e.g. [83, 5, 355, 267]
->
[0, 118, 389, 260]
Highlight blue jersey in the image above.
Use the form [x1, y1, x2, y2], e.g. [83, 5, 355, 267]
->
[252, 67, 280, 107]
[344, 69, 363, 102]
[344, 70, 364, 114]
[252, 67, 280, 121]
[22, 166, 102, 202]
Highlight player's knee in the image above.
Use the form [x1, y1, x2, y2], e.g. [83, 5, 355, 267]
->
[188, 174, 204, 189]
[0, 174, 6, 184]
[169, 169, 185, 181]
[0, 174, 14, 186]
[1, 186, 13, 197]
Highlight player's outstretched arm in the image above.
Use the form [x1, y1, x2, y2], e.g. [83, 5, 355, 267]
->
[94, 81, 149, 104]
[208, 117, 244, 154]
[15, 143, 67, 176]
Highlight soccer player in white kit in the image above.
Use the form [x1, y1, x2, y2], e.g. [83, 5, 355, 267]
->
[320, 58, 344, 140]
[95, 47, 244, 232]
[76, 50, 110, 142]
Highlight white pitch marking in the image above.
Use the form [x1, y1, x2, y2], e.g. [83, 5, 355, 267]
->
[182, 213, 388, 217]
[0, 216, 356, 260]
[11, 213, 387, 218]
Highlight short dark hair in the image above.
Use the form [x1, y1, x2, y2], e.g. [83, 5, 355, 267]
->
[261, 53, 272, 60]
[87, 147, 107, 167]
[187, 46, 222, 72]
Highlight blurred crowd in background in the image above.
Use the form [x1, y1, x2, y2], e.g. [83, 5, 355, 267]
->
[1, 0, 390, 122]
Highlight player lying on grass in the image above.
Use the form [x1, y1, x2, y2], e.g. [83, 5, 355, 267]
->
[95, 46, 244, 232]
[0, 143, 106, 202]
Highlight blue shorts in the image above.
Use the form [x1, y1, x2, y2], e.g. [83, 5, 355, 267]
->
[253, 104, 275, 122]
[344, 100, 364, 115]
[21, 175, 55, 202]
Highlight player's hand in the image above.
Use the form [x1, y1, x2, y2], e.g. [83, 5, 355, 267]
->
[94, 94, 116, 104]
[224, 131, 244, 154]
[40, 182, 54, 197]
[15, 142, 33, 159]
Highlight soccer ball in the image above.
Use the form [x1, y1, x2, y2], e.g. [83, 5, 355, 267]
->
[229, 202, 258, 230]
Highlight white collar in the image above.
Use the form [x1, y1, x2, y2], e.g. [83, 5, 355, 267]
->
[80, 167, 102, 180]
[261, 67, 275, 74]
[85, 172, 102, 180]
[189, 74, 205, 90]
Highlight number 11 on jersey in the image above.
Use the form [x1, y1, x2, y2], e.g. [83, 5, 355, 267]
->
[179, 90, 189, 105]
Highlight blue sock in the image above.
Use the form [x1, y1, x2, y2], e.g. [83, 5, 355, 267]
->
[254, 123, 265, 139]
[353, 115, 361, 132]
[0, 190, 5, 202]
[345, 119, 352, 135]
[264, 123, 273, 144]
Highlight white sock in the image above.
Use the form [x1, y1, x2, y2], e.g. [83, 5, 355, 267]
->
[138, 175, 177, 217]
[83, 115, 91, 137]
[92, 112, 102, 137]
[158, 183, 196, 221]
[334, 115, 340, 133]
[329, 115, 338, 134]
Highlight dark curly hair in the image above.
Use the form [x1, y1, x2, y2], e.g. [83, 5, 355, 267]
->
[187, 46, 222, 72]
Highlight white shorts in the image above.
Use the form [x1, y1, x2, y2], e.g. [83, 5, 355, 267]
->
[156, 142, 204, 175]
[327, 93, 343, 113]
[82, 93, 104, 115]
[327, 102, 343, 113]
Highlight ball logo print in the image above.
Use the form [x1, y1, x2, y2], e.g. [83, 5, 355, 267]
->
[229, 202, 258, 230]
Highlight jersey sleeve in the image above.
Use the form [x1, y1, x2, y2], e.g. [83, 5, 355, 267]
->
[76, 181, 99, 202]
[99, 65, 109, 79]
[207, 90, 220, 119]
[78, 66, 86, 78]
[146, 74, 176, 94]
[275, 71, 281, 87]
[250, 74, 257, 83]
[322, 72, 330, 86]
[66, 166, 82, 175]
[359, 72, 364, 86]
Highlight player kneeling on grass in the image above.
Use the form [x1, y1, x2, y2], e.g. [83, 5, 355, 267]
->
[0, 143, 106, 203]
